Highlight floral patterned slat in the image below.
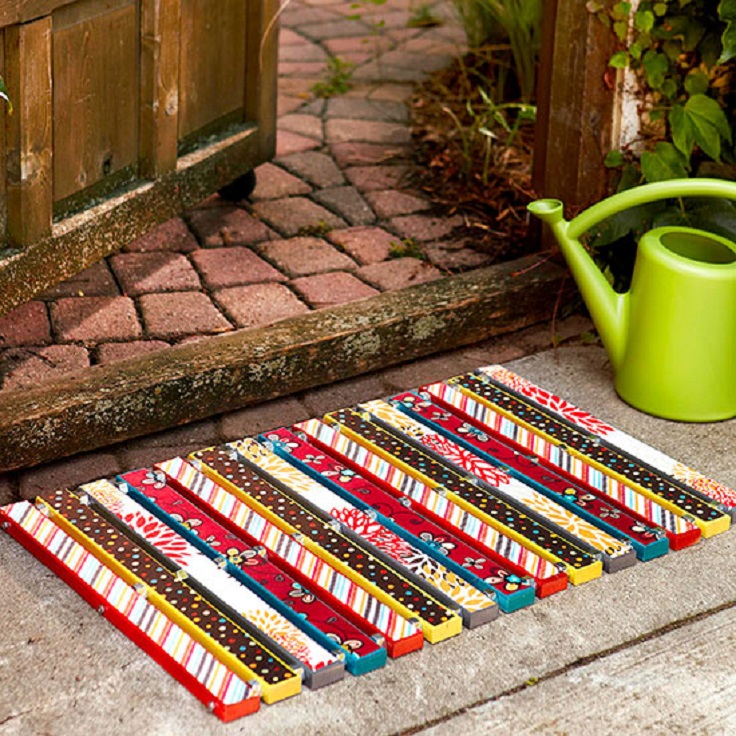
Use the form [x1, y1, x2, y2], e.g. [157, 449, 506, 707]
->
[190, 446, 462, 645]
[361, 399, 635, 569]
[324, 408, 602, 587]
[80, 480, 339, 680]
[263, 426, 535, 613]
[0, 501, 260, 721]
[296, 417, 568, 598]
[482, 365, 736, 512]
[388, 392, 669, 561]
[121, 469, 384, 676]
[38, 487, 300, 705]
[423, 380, 701, 551]
[239, 434, 498, 627]
[156, 456, 420, 660]
[452, 374, 729, 537]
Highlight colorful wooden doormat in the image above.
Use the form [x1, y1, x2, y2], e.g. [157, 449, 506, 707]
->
[3, 366, 734, 720]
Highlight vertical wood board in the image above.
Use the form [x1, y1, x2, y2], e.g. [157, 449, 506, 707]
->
[533, 1, 616, 209]
[178, 0, 247, 143]
[52, 0, 140, 203]
[139, 0, 181, 178]
[4, 17, 53, 246]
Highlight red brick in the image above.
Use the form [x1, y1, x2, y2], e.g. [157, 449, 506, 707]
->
[139, 292, 232, 340]
[251, 163, 312, 200]
[275, 130, 322, 158]
[124, 218, 199, 253]
[191, 247, 285, 288]
[279, 42, 327, 62]
[277, 113, 324, 140]
[96, 340, 170, 365]
[325, 119, 410, 145]
[261, 237, 356, 277]
[187, 207, 276, 247]
[424, 242, 493, 271]
[40, 261, 120, 299]
[390, 213, 464, 242]
[278, 95, 306, 117]
[19, 452, 121, 500]
[323, 35, 392, 55]
[344, 165, 412, 192]
[331, 142, 408, 168]
[1, 345, 90, 392]
[110, 252, 201, 296]
[51, 297, 142, 343]
[357, 257, 443, 290]
[278, 151, 345, 188]
[214, 283, 310, 328]
[279, 28, 308, 45]
[279, 61, 328, 77]
[364, 190, 430, 217]
[291, 272, 379, 308]
[251, 198, 346, 237]
[327, 226, 398, 265]
[0, 301, 50, 347]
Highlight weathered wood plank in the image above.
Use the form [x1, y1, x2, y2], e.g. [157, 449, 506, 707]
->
[245, 0, 279, 160]
[0, 124, 261, 317]
[53, 0, 139, 203]
[0, 30, 7, 242]
[534, 0, 616, 208]
[4, 17, 53, 246]
[178, 0, 247, 143]
[139, 0, 181, 178]
[0, 256, 564, 470]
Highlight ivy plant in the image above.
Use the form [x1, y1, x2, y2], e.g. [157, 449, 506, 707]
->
[589, 0, 736, 184]
[581, 1, 736, 289]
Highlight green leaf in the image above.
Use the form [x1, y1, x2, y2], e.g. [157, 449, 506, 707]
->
[640, 142, 689, 182]
[604, 150, 625, 168]
[609, 50, 629, 68]
[613, 19, 629, 40]
[634, 9, 654, 32]
[685, 93, 733, 160]
[719, 0, 736, 62]
[642, 49, 669, 89]
[684, 71, 709, 96]
[669, 104, 695, 158]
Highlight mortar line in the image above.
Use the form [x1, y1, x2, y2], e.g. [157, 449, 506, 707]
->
[394, 597, 736, 736]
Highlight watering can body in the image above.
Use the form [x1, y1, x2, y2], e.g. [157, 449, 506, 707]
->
[529, 179, 736, 422]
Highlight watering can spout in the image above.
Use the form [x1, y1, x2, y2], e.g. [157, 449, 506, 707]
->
[529, 199, 628, 370]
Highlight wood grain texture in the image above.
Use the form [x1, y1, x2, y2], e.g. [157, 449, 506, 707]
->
[139, 0, 181, 178]
[4, 17, 53, 246]
[533, 0, 616, 209]
[178, 0, 247, 142]
[245, 0, 279, 160]
[0, 255, 563, 470]
[52, 0, 139, 202]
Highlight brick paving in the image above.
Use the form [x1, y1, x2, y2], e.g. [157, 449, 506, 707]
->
[0, 0, 523, 398]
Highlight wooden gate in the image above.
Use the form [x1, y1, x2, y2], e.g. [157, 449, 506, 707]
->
[0, 0, 278, 317]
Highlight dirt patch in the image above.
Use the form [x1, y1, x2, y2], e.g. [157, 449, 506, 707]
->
[409, 52, 538, 265]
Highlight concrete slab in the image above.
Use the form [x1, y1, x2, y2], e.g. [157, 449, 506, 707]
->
[1, 345, 735, 735]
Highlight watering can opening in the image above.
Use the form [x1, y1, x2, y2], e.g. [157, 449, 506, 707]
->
[658, 231, 736, 265]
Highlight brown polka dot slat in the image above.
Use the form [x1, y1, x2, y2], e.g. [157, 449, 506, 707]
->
[189, 446, 463, 644]
[37, 487, 301, 704]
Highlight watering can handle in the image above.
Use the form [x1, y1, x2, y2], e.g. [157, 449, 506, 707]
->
[566, 178, 736, 240]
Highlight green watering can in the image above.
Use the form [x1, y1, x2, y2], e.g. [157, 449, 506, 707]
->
[529, 178, 736, 422]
